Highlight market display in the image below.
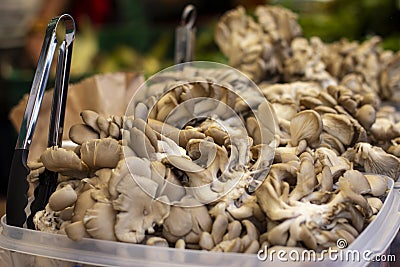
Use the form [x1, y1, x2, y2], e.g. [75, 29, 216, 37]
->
[28, 5, 400, 255]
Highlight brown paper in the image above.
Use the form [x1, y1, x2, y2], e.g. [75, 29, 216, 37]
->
[9, 72, 145, 161]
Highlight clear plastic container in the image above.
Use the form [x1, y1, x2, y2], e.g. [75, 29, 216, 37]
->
[1, 179, 399, 267]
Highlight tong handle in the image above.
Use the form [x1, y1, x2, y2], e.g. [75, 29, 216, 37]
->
[6, 149, 30, 227]
[175, 5, 196, 64]
[7, 14, 75, 228]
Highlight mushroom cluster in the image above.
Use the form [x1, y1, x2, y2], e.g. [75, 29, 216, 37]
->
[33, 66, 277, 248]
[215, 5, 302, 83]
[213, 4, 400, 251]
[30, 4, 400, 256]
[215, 5, 400, 100]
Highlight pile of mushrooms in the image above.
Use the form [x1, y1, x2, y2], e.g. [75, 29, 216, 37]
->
[30, 4, 400, 255]
[32, 69, 277, 250]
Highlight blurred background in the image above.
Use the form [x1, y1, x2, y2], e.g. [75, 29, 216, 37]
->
[1, 0, 400, 212]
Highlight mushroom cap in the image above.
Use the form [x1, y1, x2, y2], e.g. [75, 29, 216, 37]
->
[83, 202, 117, 241]
[130, 118, 158, 149]
[40, 146, 89, 178]
[199, 232, 215, 250]
[48, 184, 77, 212]
[320, 132, 346, 154]
[355, 104, 376, 130]
[211, 214, 229, 245]
[163, 196, 212, 243]
[65, 221, 90, 241]
[163, 207, 193, 242]
[72, 188, 96, 222]
[336, 175, 371, 216]
[272, 102, 298, 121]
[127, 127, 156, 159]
[112, 170, 170, 243]
[290, 110, 322, 147]
[80, 138, 121, 170]
[80, 110, 100, 132]
[364, 174, 388, 197]
[322, 113, 354, 146]
[69, 124, 100, 145]
[354, 143, 400, 180]
[367, 197, 383, 214]
[289, 152, 317, 201]
[342, 170, 371, 195]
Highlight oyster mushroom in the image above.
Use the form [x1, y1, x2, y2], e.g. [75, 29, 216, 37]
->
[72, 188, 97, 223]
[162, 140, 229, 203]
[288, 152, 317, 201]
[367, 197, 383, 214]
[27, 161, 45, 183]
[48, 184, 77, 212]
[370, 117, 400, 141]
[222, 221, 242, 241]
[214, 6, 264, 82]
[72, 110, 136, 141]
[322, 114, 354, 146]
[149, 161, 186, 202]
[355, 104, 376, 130]
[126, 127, 157, 160]
[175, 239, 186, 249]
[387, 137, 400, 157]
[343, 142, 400, 180]
[152, 120, 206, 148]
[162, 195, 212, 244]
[200, 216, 260, 253]
[320, 133, 346, 154]
[111, 158, 170, 243]
[40, 146, 89, 178]
[315, 147, 351, 179]
[65, 221, 90, 241]
[80, 110, 101, 132]
[364, 174, 388, 197]
[83, 202, 117, 241]
[256, 158, 379, 250]
[80, 138, 122, 170]
[329, 172, 372, 216]
[211, 214, 229, 245]
[380, 51, 400, 99]
[290, 110, 322, 148]
[28, 9, 400, 253]
[69, 124, 100, 145]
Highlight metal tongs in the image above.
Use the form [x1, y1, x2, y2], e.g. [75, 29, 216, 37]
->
[6, 14, 75, 228]
[175, 5, 196, 64]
